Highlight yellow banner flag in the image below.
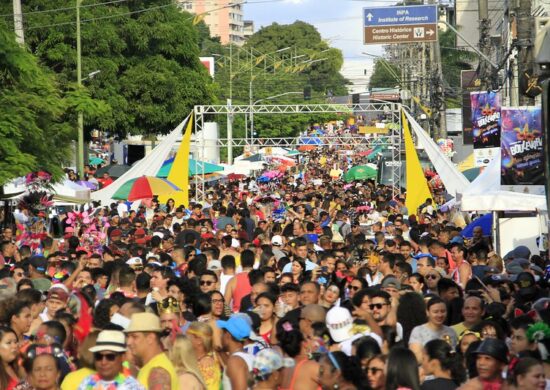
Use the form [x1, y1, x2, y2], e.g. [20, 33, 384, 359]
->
[402, 110, 432, 215]
[160, 114, 193, 208]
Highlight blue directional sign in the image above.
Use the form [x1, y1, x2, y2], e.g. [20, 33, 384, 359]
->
[364, 5, 437, 27]
[363, 5, 438, 45]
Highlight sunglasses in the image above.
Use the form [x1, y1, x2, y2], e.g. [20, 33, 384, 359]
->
[200, 280, 214, 286]
[94, 352, 118, 362]
[349, 285, 361, 291]
[369, 303, 388, 310]
[426, 274, 439, 280]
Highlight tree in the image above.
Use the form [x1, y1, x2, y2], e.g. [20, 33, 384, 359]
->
[0, 0, 215, 137]
[208, 21, 350, 139]
[0, 22, 100, 184]
[368, 59, 400, 89]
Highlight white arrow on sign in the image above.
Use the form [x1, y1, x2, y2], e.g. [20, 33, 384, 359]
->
[366, 13, 373, 22]
[426, 29, 435, 36]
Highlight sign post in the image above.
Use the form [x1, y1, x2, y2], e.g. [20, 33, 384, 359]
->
[363, 5, 438, 45]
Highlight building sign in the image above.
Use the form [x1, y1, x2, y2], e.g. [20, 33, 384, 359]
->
[363, 5, 438, 45]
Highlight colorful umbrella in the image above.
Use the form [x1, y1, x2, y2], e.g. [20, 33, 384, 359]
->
[344, 165, 378, 182]
[89, 157, 104, 165]
[112, 176, 181, 201]
[157, 158, 224, 178]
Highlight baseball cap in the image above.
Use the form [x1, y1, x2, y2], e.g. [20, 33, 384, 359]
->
[110, 229, 123, 238]
[30, 255, 47, 273]
[252, 348, 294, 380]
[506, 258, 530, 275]
[207, 260, 222, 271]
[134, 228, 146, 237]
[216, 316, 251, 341]
[47, 287, 69, 303]
[326, 306, 353, 342]
[271, 235, 283, 246]
[514, 272, 537, 296]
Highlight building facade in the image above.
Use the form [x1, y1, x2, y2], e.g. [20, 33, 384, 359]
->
[177, 0, 245, 45]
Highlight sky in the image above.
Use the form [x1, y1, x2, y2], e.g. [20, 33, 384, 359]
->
[245, 0, 390, 92]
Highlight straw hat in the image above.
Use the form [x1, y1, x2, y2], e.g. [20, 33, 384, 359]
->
[89, 330, 127, 353]
[124, 312, 162, 333]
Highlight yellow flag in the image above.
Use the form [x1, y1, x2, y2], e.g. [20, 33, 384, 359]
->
[160, 114, 193, 208]
[402, 110, 432, 215]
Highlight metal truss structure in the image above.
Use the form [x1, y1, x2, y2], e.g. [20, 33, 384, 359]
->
[193, 103, 404, 202]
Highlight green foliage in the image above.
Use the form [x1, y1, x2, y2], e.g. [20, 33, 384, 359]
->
[0, 22, 75, 184]
[0, 0, 215, 136]
[368, 59, 400, 89]
[439, 28, 476, 95]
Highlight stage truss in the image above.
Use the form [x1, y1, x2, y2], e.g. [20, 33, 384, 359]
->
[193, 103, 404, 202]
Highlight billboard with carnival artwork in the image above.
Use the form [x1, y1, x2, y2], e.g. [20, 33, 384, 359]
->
[470, 91, 501, 167]
[500, 106, 545, 190]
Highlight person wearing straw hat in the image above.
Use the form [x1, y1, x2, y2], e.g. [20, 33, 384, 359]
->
[78, 330, 144, 389]
[125, 312, 179, 390]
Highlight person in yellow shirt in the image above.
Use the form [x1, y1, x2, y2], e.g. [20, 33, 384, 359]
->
[125, 312, 179, 390]
[61, 331, 99, 389]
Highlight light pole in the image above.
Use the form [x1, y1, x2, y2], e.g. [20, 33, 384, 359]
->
[250, 91, 302, 139]
[248, 46, 292, 144]
[76, 0, 84, 179]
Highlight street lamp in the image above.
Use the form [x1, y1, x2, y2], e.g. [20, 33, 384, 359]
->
[76, 0, 85, 179]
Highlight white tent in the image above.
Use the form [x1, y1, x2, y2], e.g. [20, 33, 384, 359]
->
[460, 155, 547, 211]
[3, 179, 91, 204]
[404, 110, 470, 197]
[91, 115, 189, 205]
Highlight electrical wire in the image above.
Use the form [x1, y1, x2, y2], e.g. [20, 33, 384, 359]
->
[1, 0, 130, 18]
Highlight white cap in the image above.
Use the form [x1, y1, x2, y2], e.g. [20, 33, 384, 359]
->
[271, 235, 283, 246]
[207, 260, 222, 271]
[126, 257, 143, 266]
[326, 306, 353, 342]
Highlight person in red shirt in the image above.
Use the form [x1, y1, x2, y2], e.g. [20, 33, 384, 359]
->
[97, 173, 114, 188]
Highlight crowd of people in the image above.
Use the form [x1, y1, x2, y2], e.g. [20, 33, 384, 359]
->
[0, 148, 549, 390]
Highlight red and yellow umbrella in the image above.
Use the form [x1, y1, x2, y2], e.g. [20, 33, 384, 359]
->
[112, 176, 181, 201]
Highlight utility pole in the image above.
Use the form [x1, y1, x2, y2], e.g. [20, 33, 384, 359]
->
[516, 0, 535, 105]
[428, 0, 446, 138]
[478, 0, 491, 87]
[13, 0, 24, 45]
[76, 0, 85, 179]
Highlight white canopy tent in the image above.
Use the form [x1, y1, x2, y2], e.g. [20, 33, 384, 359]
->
[91, 115, 190, 205]
[3, 179, 91, 204]
[459, 155, 547, 212]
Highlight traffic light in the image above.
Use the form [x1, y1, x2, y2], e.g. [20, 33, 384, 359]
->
[352, 94, 360, 104]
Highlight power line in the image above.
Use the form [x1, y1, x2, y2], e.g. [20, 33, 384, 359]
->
[1, 0, 130, 18]
[9, 0, 283, 30]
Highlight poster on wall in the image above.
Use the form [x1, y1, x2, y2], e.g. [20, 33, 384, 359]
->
[470, 91, 501, 167]
[500, 106, 545, 193]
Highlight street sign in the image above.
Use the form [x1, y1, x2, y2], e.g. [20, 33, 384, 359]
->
[363, 5, 438, 45]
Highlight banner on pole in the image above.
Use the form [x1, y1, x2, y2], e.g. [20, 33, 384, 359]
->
[471, 91, 501, 167]
[500, 106, 545, 193]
